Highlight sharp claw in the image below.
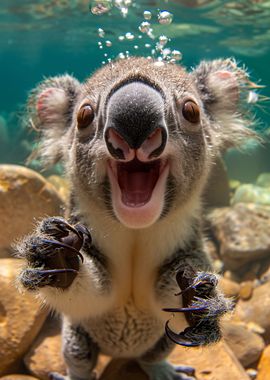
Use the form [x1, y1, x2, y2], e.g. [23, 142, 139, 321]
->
[165, 321, 205, 347]
[163, 304, 208, 313]
[74, 223, 92, 242]
[40, 238, 84, 263]
[35, 268, 78, 276]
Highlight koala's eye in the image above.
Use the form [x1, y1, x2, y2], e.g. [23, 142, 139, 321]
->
[182, 100, 200, 123]
[77, 104, 95, 129]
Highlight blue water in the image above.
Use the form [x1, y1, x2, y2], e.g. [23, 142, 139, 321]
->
[0, 0, 269, 181]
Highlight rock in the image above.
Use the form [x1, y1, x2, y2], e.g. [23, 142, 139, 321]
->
[101, 341, 249, 380]
[241, 262, 261, 281]
[24, 318, 66, 380]
[100, 359, 148, 380]
[219, 277, 240, 298]
[229, 179, 241, 192]
[239, 281, 254, 300]
[234, 281, 270, 341]
[223, 321, 265, 368]
[0, 258, 47, 375]
[256, 173, 270, 188]
[231, 184, 270, 206]
[203, 157, 230, 208]
[208, 203, 270, 270]
[257, 345, 270, 380]
[169, 340, 249, 380]
[223, 270, 241, 283]
[246, 322, 265, 336]
[0, 165, 64, 251]
[47, 175, 69, 202]
[0, 376, 39, 380]
[24, 317, 111, 380]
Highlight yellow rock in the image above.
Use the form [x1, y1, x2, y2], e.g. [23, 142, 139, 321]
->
[99, 340, 249, 380]
[169, 340, 249, 380]
[24, 319, 66, 380]
[239, 281, 254, 300]
[0, 165, 64, 252]
[0, 259, 47, 375]
[257, 345, 270, 380]
[219, 277, 240, 298]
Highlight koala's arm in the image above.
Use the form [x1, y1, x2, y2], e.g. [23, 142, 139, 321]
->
[158, 240, 232, 347]
[16, 217, 112, 320]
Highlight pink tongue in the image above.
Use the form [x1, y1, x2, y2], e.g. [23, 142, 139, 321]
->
[119, 171, 157, 207]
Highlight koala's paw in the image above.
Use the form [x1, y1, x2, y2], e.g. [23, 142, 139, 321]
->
[16, 217, 91, 290]
[163, 269, 233, 347]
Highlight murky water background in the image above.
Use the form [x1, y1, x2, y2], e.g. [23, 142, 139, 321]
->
[0, 0, 269, 181]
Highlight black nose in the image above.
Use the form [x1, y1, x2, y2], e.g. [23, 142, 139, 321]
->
[104, 81, 167, 160]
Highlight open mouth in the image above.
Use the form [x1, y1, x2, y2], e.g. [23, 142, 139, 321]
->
[118, 159, 162, 207]
[107, 158, 169, 228]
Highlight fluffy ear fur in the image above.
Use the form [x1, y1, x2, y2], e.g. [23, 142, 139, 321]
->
[192, 58, 261, 151]
[27, 75, 81, 165]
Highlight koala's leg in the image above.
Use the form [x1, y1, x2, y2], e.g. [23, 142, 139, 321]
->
[138, 335, 195, 380]
[50, 321, 99, 380]
[16, 216, 111, 319]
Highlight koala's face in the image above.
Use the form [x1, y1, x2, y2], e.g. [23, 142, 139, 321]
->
[32, 58, 256, 229]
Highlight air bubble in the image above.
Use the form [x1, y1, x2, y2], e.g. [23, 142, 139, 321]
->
[114, 0, 132, 17]
[118, 35, 125, 41]
[98, 28, 105, 38]
[134, 45, 139, 49]
[105, 40, 112, 47]
[125, 32, 135, 40]
[118, 52, 126, 59]
[90, 0, 112, 15]
[145, 43, 151, 48]
[143, 10, 152, 20]
[139, 21, 151, 33]
[158, 10, 173, 25]
[171, 50, 182, 61]
[162, 48, 171, 58]
[159, 35, 168, 46]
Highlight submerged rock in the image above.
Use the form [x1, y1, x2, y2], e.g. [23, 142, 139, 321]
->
[208, 203, 270, 270]
[169, 340, 249, 380]
[100, 341, 249, 380]
[218, 277, 240, 298]
[231, 184, 270, 206]
[47, 175, 69, 203]
[257, 345, 270, 380]
[0, 258, 47, 375]
[223, 321, 265, 368]
[234, 281, 270, 342]
[0, 165, 64, 252]
[24, 319, 66, 380]
[256, 173, 270, 188]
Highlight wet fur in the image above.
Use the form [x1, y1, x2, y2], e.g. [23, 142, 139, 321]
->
[17, 57, 258, 380]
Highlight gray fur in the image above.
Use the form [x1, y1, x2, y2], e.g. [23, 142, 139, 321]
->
[16, 57, 259, 379]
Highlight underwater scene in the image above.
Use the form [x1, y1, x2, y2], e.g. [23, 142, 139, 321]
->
[0, 0, 270, 379]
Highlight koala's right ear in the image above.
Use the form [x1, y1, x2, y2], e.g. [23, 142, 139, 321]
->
[27, 74, 81, 165]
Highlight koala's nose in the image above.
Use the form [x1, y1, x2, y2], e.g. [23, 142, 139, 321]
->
[104, 81, 168, 161]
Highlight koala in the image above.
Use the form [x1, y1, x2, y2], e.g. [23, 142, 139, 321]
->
[16, 57, 257, 380]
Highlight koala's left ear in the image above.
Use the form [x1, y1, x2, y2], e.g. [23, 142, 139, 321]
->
[191, 58, 260, 150]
